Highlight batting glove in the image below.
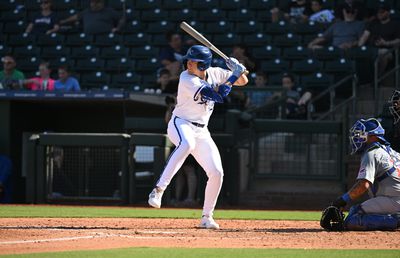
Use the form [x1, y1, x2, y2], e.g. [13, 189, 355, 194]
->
[226, 62, 247, 85]
[226, 57, 240, 71]
[218, 84, 232, 97]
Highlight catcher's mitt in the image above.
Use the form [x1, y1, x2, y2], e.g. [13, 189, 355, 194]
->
[320, 205, 345, 231]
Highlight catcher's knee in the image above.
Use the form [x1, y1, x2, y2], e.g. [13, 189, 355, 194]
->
[345, 206, 399, 231]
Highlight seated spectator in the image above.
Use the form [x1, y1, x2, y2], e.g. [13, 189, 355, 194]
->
[54, 66, 80, 91]
[358, 4, 400, 75]
[231, 44, 257, 72]
[24, 61, 55, 91]
[25, 0, 59, 35]
[308, 5, 364, 49]
[271, 73, 312, 119]
[335, 0, 366, 21]
[156, 68, 178, 94]
[0, 55, 25, 90]
[245, 71, 273, 110]
[309, 0, 335, 24]
[0, 155, 12, 203]
[271, 0, 312, 24]
[58, 0, 125, 35]
[159, 32, 191, 80]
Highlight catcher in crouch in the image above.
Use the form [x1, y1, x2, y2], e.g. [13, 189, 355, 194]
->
[322, 118, 400, 231]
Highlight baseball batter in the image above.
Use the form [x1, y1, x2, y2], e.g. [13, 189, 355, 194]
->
[330, 118, 400, 230]
[148, 45, 248, 229]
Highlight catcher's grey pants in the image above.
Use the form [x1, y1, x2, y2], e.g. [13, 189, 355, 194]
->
[361, 196, 400, 214]
[156, 116, 224, 217]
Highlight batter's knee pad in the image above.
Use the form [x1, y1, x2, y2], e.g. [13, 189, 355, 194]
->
[345, 205, 398, 231]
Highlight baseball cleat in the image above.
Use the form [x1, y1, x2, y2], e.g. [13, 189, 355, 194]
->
[199, 216, 220, 229]
[148, 188, 163, 208]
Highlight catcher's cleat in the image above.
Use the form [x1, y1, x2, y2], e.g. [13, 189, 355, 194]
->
[148, 188, 164, 208]
[199, 215, 220, 229]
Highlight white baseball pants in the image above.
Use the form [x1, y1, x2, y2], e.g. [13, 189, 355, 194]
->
[156, 116, 224, 217]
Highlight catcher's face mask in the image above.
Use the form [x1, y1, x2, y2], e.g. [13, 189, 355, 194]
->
[349, 118, 386, 154]
[389, 90, 400, 124]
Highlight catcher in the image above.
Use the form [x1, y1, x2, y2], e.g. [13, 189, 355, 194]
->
[321, 118, 400, 231]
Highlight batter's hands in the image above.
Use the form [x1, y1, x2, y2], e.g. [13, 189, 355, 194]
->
[231, 61, 247, 78]
[226, 57, 240, 71]
[218, 84, 232, 97]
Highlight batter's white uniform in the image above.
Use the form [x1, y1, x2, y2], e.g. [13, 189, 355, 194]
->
[156, 67, 232, 217]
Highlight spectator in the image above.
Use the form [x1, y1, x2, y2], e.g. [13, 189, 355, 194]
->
[308, 5, 364, 49]
[271, 0, 312, 24]
[0, 155, 12, 203]
[335, 0, 366, 21]
[159, 32, 191, 80]
[358, 4, 400, 75]
[24, 61, 55, 91]
[309, 0, 335, 24]
[54, 66, 80, 91]
[231, 44, 257, 72]
[25, 0, 59, 35]
[58, 0, 125, 35]
[0, 55, 25, 90]
[156, 68, 178, 94]
[245, 71, 273, 110]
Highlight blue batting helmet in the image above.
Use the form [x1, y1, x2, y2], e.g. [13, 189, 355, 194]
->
[183, 45, 212, 71]
[349, 118, 388, 154]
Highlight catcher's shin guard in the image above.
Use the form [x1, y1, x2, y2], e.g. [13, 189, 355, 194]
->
[345, 206, 399, 231]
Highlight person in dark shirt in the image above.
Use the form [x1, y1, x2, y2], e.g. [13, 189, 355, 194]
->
[25, 0, 59, 35]
[59, 0, 125, 35]
[358, 4, 400, 75]
[271, 0, 312, 23]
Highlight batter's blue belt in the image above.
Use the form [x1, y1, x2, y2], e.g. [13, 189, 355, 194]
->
[376, 166, 397, 183]
[175, 116, 205, 128]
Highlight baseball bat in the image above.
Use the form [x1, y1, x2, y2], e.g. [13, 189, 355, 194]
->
[179, 21, 249, 75]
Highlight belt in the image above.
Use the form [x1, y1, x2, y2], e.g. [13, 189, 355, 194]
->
[191, 122, 205, 128]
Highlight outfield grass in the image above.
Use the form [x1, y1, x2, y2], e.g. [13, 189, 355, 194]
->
[0, 248, 399, 258]
[0, 205, 321, 221]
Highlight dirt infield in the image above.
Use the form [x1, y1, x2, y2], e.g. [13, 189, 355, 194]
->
[0, 218, 398, 255]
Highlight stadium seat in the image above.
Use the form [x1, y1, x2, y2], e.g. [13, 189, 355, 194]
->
[168, 8, 197, 22]
[366, 0, 394, 9]
[140, 8, 168, 22]
[147, 21, 176, 34]
[256, 9, 272, 22]
[93, 33, 123, 47]
[24, 1, 41, 12]
[212, 33, 241, 47]
[220, 0, 246, 10]
[53, 0, 78, 11]
[130, 45, 158, 59]
[48, 57, 74, 71]
[100, 45, 129, 59]
[346, 46, 378, 60]
[260, 58, 290, 74]
[291, 22, 325, 36]
[204, 21, 233, 34]
[1, 9, 24, 22]
[324, 58, 355, 76]
[269, 73, 286, 86]
[301, 72, 334, 89]
[134, 0, 161, 10]
[235, 21, 262, 34]
[252, 45, 280, 60]
[123, 32, 150, 46]
[71, 45, 100, 59]
[291, 58, 323, 75]
[18, 57, 41, 74]
[161, 0, 190, 10]
[150, 33, 168, 47]
[0, 0, 17, 12]
[243, 33, 271, 46]
[12, 45, 39, 58]
[123, 20, 146, 34]
[197, 9, 227, 22]
[227, 9, 256, 21]
[75, 58, 105, 72]
[3, 21, 26, 34]
[36, 33, 65, 47]
[65, 33, 94, 46]
[272, 33, 302, 48]
[264, 21, 290, 35]
[40, 45, 70, 59]
[249, 0, 277, 10]
[134, 57, 159, 73]
[111, 72, 142, 90]
[283, 46, 312, 60]
[0, 44, 11, 57]
[7, 33, 36, 47]
[81, 71, 111, 90]
[107, 0, 134, 10]
[105, 58, 135, 73]
[312, 46, 344, 61]
[192, 0, 218, 9]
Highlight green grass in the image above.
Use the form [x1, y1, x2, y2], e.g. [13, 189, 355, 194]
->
[0, 205, 321, 221]
[1, 248, 399, 258]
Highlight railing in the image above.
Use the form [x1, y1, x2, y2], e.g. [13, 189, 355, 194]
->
[307, 74, 357, 120]
[374, 48, 400, 115]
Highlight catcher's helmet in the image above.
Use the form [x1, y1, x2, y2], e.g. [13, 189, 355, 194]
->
[349, 118, 387, 154]
[183, 45, 212, 71]
[389, 90, 400, 124]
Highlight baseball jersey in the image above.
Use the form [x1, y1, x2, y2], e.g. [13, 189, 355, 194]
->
[357, 145, 400, 197]
[172, 67, 231, 125]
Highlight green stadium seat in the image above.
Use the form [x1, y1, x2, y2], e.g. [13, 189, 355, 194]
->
[243, 33, 271, 46]
[71, 45, 100, 59]
[227, 9, 256, 21]
[147, 21, 176, 34]
[140, 8, 168, 22]
[111, 72, 142, 90]
[3, 21, 26, 34]
[130, 45, 159, 59]
[48, 57, 74, 71]
[324, 58, 355, 76]
[12, 45, 39, 58]
[100, 45, 129, 59]
[0, 0, 17, 12]
[93, 33, 123, 47]
[149, 33, 168, 47]
[204, 21, 233, 34]
[260, 58, 289, 73]
[283, 46, 312, 60]
[123, 32, 150, 46]
[7, 33, 36, 47]
[135, 57, 159, 73]
[301, 72, 333, 89]
[346, 46, 378, 60]
[272, 33, 302, 48]
[0, 44, 11, 57]
[1, 9, 24, 22]
[107, 0, 134, 10]
[161, 0, 190, 10]
[168, 8, 197, 22]
[252, 45, 280, 60]
[220, 0, 246, 10]
[40, 45, 70, 59]
[197, 9, 227, 22]
[75, 58, 105, 72]
[291, 58, 323, 75]
[312, 46, 344, 61]
[105, 58, 135, 73]
[134, 0, 161, 10]
[36, 33, 65, 47]
[65, 33, 94, 46]
[249, 0, 277, 9]
[192, 0, 218, 9]
[123, 20, 146, 34]
[53, 0, 78, 11]
[235, 21, 262, 34]
[81, 71, 111, 90]
[291, 22, 325, 36]
[18, 57, 41, 74]
[212, 33, 241, 47]
[264, 21, 290, 35]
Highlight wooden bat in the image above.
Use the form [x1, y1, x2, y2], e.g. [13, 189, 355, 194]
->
[179, 21, 249, 75]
